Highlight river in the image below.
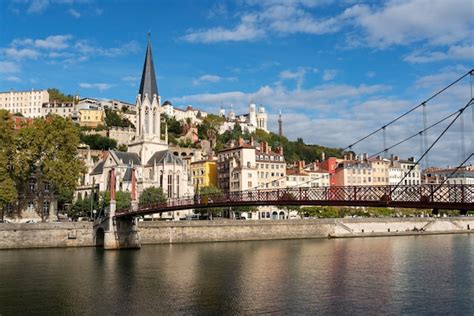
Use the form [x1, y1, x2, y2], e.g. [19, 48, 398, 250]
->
[0, 234, 473, 315]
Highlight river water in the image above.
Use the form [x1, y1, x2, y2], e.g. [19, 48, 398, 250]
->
[0, 235, 473, 315]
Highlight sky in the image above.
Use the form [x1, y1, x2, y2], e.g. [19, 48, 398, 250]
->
[0, 0, 473, 167]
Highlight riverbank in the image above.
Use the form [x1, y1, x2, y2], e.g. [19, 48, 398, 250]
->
[0, 217, 473, 249]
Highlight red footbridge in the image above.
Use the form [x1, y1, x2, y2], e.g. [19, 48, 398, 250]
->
[116, 184, 474, 218]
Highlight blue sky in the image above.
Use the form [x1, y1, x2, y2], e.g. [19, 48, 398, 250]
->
[1, 0, 473, 166]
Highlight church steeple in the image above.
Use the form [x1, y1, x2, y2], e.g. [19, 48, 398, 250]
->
[138, 33, 159, 103]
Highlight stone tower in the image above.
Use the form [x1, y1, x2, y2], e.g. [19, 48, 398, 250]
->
[278, 109, 283, 137]
[128, 33, 168, 163]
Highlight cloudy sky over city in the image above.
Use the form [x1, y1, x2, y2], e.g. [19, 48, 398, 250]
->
[1, 0, 473, 166]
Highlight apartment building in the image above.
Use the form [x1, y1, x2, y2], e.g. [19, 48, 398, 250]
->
[256, 142, 286, 189]
[334, 157, 372, 186]
[217, 139, 257, 192]
[0, 89, 49, 118]
[191, 159, 218, 189]
[286, 161, 330, 188]
[389, 156, 421, 185]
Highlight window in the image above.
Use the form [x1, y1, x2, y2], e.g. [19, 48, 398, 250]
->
[29, 179, 36, 192]
[168, 174, 173, 198]
[43, 201, 50, 214]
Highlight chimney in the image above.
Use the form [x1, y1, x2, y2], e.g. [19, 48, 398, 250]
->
[349, 153, 353, 161]
[250, 136, 254, 146]
[344, 154, 348, 160]
[298, 161, 305, 171]
[238, 137, 244, 146]
[321, 152, 325, 161]
[275, 146, 283, 155]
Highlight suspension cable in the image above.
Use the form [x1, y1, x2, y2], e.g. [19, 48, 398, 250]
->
[391, 98, 473, 193]
[432, 153, 473, 196]
[344, 69, 472, 152]
[423, 102, 429, 168]
[460, 110, 465, 163]
[242, 70, 473, 192]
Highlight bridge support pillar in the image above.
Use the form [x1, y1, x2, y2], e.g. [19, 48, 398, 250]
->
[102, 201, 141, 250]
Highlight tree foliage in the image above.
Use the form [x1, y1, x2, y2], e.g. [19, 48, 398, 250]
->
[47, 88, 75, 103]
[0, 112, 85, 213]
[104, 109, 134, 128]
[80, 133, 117, 150]
[139, 186, 167, 205]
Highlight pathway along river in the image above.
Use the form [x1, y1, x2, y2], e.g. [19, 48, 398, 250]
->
[1, 235, 473, 315]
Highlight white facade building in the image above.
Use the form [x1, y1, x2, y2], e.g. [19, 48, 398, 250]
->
[219, 102, 268, 134]
[0, 89, 49, 118]
[388, 156, 421, 186]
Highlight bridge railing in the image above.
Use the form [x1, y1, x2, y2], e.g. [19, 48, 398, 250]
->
[115, 184, 473, 216]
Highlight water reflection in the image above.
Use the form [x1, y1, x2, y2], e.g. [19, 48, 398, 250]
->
[0, 235, 473, 315]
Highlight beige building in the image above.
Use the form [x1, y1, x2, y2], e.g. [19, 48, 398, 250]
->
[0, 89, 49, 118]
[334, 159, 373, 186]
[256, 142, 286, 189]
[217, 139, 257, 193]
[368, 156, 390, 186]
[79, 109, 105, 127]
[286, 162, 330, 188]
[41, 101, 75, 118]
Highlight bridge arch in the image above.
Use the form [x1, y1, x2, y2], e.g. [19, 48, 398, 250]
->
[95, 227, 105, 248]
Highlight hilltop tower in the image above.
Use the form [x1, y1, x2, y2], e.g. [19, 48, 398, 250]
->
[278, 109, 283, 137]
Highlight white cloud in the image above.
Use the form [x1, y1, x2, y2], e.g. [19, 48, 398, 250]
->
[34, 35, 72, 50]
[68, 8, 80, 18]
[346, 0, 473, 48]
[183, 14, 265, 43]
[79, 83, 113, 91]
[5, 76, 22, 82]
[0, 61, 20, 73]
[279, 67, 315, 89]
[27, 0, 49, 14]
[193, 74, 222, 85]
[404, 44, 474, 63]
[366, 71, 376, 78]
[3, 48, 40, 60]
[322, 69, 338, 81]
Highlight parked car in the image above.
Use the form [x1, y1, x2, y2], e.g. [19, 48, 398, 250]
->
[25, 220, 38, 224]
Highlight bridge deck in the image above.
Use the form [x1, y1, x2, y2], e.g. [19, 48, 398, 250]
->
[116, 184, 474, 218]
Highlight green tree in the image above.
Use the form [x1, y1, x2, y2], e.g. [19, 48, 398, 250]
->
[47, 88, 75, 103]
[194, 185, 225, 219]
[117, 144, 128, 152]
[12, 115, 86, 210]
[98, 191, 132, 212]
[80, 133, 117, 150]
[104, 109, 134, 128]
[0, 111, 17, 220]
[139, 187, 167, 205]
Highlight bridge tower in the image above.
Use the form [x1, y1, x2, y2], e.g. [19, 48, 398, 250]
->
[96, 167, 141, 250]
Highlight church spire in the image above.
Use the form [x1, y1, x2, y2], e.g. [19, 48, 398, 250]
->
[138, 33, 159, 103]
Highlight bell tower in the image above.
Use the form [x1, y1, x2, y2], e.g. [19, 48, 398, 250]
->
[128, 33, 167, 163]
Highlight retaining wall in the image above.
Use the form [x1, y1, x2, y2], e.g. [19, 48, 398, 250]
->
[0, 222, 94, 249]
[1, 217, 473, 249]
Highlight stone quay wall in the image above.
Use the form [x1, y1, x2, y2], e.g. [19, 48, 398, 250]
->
[0, 222, 94, 249]
[0, 217, 473, 249]
[138, 217, 474, 245]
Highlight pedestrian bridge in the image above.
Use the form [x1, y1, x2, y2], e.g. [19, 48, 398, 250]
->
[116, 184, 474, 218]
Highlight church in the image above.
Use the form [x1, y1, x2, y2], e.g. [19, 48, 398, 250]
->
[84, 35, 194, 220]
